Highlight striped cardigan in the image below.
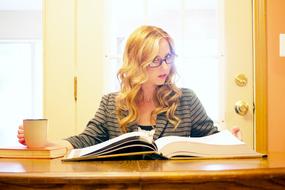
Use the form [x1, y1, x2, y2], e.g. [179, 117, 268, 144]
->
[66, 88, 218, 149]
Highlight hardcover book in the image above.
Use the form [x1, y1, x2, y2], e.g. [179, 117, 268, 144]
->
[0, 145, 66, 159]
[62, 130, 265, 161]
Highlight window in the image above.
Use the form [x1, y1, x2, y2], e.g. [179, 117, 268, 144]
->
[0, 1, 43, 146]
[103, 0, 222, 126]
[0, 41, 42, 146]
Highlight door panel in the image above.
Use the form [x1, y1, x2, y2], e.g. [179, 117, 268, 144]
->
[44, 0, 105, 140]
[44, 0, 76, 140]
[223, 0, 254, 148]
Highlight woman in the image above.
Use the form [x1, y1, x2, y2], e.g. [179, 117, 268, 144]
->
[18, 25, 239, 150]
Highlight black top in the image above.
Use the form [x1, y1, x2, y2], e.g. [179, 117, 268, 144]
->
[138, 125, 154, 131]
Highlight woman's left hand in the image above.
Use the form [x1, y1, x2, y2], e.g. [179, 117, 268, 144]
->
[231, 127, 242, 140]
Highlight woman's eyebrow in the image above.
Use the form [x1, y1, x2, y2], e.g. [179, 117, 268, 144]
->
[163, 52, 172, 57]
[156, 52, 171, 58]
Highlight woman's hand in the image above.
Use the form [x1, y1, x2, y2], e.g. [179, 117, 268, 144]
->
[231, 127, 242, 140]
[17, 124, 26, 145]
[17, 124, 73, 152]
[17, 124, 60, 147]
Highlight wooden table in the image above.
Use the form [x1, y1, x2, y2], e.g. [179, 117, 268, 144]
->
[0, 152, 285, 190]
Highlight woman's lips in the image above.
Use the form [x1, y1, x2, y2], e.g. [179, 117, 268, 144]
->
[158, 74, 167, 79]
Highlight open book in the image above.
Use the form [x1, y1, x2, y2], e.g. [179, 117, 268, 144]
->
[62, 130, 265, 161]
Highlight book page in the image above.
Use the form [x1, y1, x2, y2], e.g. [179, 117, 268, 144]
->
[67, 130, 154, 159]
[155, 130, 243, 152]
[154, 130, 264, 159]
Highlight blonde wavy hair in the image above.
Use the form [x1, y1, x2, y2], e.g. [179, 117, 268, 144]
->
[116, 25, 182, 132]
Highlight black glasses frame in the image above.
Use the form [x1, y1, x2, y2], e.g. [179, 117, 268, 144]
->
[148, 54, 176, 68]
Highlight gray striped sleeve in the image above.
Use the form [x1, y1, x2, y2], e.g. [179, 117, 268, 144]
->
[181, 88, 218, 137]
[65, 94, 111, 149]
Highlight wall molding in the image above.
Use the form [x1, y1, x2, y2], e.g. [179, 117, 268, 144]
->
[254, 0, 268, 153]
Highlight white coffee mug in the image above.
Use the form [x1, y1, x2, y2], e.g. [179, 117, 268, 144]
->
[23, 119, 48, 148]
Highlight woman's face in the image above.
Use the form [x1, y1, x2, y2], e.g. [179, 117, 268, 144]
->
[144, 38, 172, 87]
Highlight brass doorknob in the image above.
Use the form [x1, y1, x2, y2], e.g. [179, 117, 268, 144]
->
[235, 74, 248, 87]
[235, 101, 249, 116]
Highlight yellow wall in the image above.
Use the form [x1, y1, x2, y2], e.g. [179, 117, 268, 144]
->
[267, 0, 285, 152]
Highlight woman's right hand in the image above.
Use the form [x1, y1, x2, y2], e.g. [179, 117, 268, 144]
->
[17, 124, 73, 151]
[17, 124, 26, 145]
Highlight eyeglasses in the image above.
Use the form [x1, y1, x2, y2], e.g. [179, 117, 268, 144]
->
[148, 53, 176, 68]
